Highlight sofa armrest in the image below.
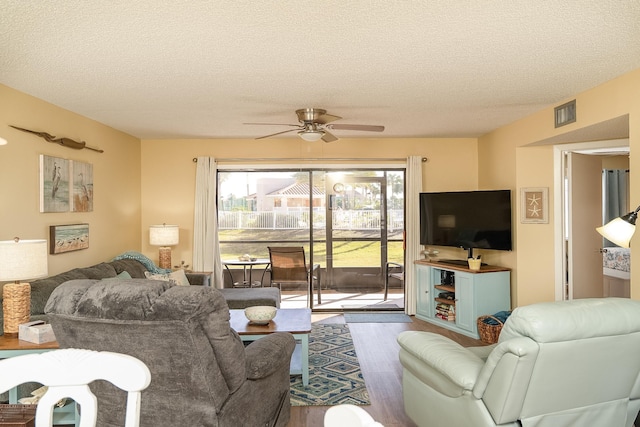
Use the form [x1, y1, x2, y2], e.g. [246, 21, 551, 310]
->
[467, 343, 497, 361]
[397, 331, 484, 397]
[186, 272, 211, 286]
[244, 332, 296, 380]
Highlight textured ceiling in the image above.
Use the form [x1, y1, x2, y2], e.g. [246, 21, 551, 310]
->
[1, 1, 639, 140]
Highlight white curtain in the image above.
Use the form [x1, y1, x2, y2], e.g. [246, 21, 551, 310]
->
[405, 156, 423, 315]
[193, 157, 224, 288]
[603, 169, 629, 247]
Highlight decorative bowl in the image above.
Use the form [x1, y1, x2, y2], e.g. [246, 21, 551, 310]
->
[244, 305, 277, 325]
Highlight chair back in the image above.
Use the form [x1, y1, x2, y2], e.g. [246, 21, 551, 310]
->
[268, 246, 309, 284]
[477, 298, 640, 426]
[0, 349, 150, 427]
[45, 279, 248, 426]
[324, 404, 384, 426]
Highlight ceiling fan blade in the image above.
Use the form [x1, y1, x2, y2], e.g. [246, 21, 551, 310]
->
[244, 122, 300, 127]
[327, 124, 385, 132]
[321, 130, 339, 143]
[255, 128, 300, 139]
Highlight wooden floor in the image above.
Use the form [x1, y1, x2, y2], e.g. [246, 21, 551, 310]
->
[286, 313, 485, 427]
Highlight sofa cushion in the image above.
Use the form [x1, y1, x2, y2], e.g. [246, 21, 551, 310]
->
[74, 262, 118, 279]
[144, 269, 190, 286]
[108, 259, 150, 278]
[102, 270, 133, 281]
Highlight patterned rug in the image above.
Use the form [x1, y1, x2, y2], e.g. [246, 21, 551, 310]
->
[290, 323, 370, 406]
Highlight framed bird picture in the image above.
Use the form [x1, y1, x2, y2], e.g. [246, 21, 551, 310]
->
[70, 160, 93, 212]
[50, 223, 89, 254]
[39, 155, 69, 212]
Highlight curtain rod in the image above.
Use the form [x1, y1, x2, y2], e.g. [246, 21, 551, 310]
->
[192, 157, 428, 162]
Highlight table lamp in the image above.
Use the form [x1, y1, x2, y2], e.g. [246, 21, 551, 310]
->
[0, 238, 48, 336]
[149, 224, 179, 269]
[596, 205, 640, 248]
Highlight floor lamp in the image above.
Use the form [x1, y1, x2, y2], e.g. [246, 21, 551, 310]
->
[149, 224, 179, 269]
[0, 238, 48, 336]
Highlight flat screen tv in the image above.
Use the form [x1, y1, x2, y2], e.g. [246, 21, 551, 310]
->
[420, 190, 512, 259]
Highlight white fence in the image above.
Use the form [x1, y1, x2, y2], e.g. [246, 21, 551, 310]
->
[219, 210, 404, 231]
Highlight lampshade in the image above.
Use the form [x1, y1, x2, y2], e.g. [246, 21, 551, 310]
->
[149, 224, 179, 246]
[1, 238, 48, 336]
[596, 206, 640, 248]
[298, 130, 324, 142]
[0, 238, 48, 282]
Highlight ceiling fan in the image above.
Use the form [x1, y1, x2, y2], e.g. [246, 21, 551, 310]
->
[244, 108, 384, 142]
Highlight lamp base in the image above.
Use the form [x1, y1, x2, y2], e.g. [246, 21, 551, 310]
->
[3, 282, 31, 336]
[158, 247, 172, 269]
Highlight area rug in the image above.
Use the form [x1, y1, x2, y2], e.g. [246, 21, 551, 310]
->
[290, 323, 370, 406]
[344, 312, 412, 323]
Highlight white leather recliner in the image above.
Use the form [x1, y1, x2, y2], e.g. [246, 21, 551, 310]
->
[398, 298, 640, 427]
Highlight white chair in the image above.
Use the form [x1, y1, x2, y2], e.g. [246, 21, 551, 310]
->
[0, 348, 151, 427]
[324, 404, 384, 427]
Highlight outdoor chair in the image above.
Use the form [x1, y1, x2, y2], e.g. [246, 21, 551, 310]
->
[268, 246, 321, 304]
[384, 262, 404, 301]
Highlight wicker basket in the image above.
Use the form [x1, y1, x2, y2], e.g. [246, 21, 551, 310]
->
[0, 404, 36, 427]
[477, 315, 504, 344]
[2, 283, 31, 336]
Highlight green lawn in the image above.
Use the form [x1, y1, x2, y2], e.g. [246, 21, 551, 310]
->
[220, 229, 404, 267]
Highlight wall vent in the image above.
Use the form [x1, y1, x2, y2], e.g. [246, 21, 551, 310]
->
[554, 100, 576, 127]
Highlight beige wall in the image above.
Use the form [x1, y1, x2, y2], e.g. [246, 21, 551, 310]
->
[0, 84, 142, 276]
[140, 137, 478, 266]
[479, 68, 640, 307]
[3, 67, 639, 307]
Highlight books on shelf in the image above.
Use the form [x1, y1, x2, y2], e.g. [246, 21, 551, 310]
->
[435, 302, 455, 321]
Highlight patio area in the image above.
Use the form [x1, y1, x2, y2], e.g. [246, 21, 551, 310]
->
[279, 287, 405, 311]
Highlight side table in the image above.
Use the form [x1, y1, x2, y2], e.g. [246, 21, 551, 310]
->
[0, 335, 78, 426]
[222, 259, 271, 288]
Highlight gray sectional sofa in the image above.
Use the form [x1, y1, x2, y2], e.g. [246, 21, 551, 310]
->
[0, 255, 280, 336]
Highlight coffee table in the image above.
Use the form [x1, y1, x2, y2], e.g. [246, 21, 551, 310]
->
[230, 308, 311, 386]
[0, 335, 78, 425]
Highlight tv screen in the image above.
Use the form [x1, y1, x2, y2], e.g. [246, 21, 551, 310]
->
[420, 190, 512, 252]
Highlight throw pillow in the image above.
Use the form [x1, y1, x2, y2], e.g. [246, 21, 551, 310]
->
[144, 269, 190, 286]
[101, 270, 133, 281]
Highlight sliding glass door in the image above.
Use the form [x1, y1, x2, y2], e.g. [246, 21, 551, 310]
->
[217, 167, 405, 311]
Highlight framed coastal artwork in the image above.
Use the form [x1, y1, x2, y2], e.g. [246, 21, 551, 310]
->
[520, 187, 549, 224]
[49, 223, 89, 254]
[70, 160, 93, 212]
[39, 155, 70, 213]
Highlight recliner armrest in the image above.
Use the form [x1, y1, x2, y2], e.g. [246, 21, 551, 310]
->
[244, 332, 296, 380]
[397, 331, 484, 397]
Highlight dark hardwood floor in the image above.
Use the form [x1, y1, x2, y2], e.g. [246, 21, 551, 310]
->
[286, 313, 485, 427]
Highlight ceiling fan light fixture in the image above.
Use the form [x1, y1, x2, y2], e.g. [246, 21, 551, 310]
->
[298, 129, 325, 142]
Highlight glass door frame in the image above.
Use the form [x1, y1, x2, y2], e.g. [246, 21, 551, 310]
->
[216, 165, 405, 312]
[323, 174, 388, 302]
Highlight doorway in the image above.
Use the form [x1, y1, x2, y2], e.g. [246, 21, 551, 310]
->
[554, 139, 630, 300]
